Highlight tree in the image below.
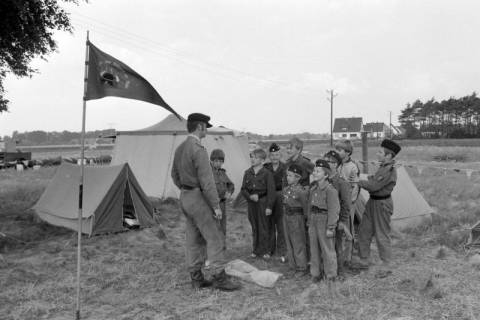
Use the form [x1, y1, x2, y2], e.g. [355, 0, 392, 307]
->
[0, 0, 79, 112]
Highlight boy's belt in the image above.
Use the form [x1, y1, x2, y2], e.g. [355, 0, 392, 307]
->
[370, 194, 391, 200]
[249, 192, 267, 198]
[310, 206, 328, 214]
[284, 206, 303, 216]
[181, 185, 199, 190]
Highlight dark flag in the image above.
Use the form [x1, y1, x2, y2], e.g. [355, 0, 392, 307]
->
[85, 41, 180, 118]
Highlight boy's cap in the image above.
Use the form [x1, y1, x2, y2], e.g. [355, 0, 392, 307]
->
[315, 159, 331, 170]
[381, 139, 401, 155]
[324, 150, 342, 165]
[287, 164, 303, 176]
[334, 140, 353, 154]
[269, 143, 281, 153]
[210, 149, 225, 161]
[187, 113, 212, 128]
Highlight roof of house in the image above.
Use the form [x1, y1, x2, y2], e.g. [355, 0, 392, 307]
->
[333, 117, 363, 132]
[363, 122, 386, 133]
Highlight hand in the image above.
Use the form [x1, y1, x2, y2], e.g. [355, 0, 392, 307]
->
[250, 194, 259, 202]
[338, 222, 353, 241]
[265, 208, 272, 216]
[213, 208, 223, 220]
[326, 228, 335, 238]
[225, 192, 232, 199]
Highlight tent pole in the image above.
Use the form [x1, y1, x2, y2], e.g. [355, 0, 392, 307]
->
[162, 134, 177, 198]
[76, 30, 90, 320]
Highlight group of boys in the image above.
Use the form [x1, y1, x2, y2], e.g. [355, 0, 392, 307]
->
[238, 136, 401, 285]
[172, 112, 401, 291]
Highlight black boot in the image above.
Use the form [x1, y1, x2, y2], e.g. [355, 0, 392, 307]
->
[190, 270, 212, 289]
[212, 270, 241, 291]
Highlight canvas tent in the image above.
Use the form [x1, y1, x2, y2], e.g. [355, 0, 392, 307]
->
[33, 163, 154, 236]
[354, 165, 433, 230]
[111, 114, 250, 199]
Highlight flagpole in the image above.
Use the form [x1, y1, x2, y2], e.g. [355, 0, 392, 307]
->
[76, 30, 89, 320]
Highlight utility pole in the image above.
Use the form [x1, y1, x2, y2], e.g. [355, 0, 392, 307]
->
[389, 111, 392, 139]
[326, 89, 338, 147]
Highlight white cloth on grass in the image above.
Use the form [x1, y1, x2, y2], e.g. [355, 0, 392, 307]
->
[225, 259, 282, 288]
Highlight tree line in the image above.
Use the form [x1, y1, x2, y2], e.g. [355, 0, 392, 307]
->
[3, 129, 115, 146]
[399, 92, 480, 138]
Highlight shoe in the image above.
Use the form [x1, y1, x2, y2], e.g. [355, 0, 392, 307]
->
[294, 270, 309, 279]
[279, 256, 286, 263]
[212, 270, 241, 291]
[285, 269, 296, 279]
[374, 269, 392, 279]
[190, 270, 213, 289]
[250, 253, 257, 258]
[350, 260, 369, 270]
[263, 253, 271, 259]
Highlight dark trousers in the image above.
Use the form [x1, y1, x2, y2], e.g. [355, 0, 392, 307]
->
[358, 198, 393, 263]
[283, 212, 307, 270]
[272, 191, 286, 256]
[217, 201, 227, 249]
[247, 197, 274, 256]
[218, 201, 227, 236]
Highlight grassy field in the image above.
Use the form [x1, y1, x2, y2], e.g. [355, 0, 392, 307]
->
[1, 144, 480, 319]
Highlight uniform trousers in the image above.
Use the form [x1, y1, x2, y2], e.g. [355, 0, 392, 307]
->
[358, 197, 393, 263]
[283, 209, 307, 271]
[309, 213, 337, 279]
[180, 189, 225, 275]
[247, 197, 274, 256]
[272, 191, 286, 256]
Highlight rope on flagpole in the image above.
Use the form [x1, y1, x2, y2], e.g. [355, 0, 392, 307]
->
[76, 30, 90, 320]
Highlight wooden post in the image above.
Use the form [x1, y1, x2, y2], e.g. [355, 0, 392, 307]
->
[361, 131, 368, 174]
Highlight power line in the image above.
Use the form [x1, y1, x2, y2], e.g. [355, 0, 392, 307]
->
[69, 12, 299, 91]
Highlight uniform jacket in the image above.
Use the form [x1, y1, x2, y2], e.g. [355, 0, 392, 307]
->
[211, 165, 235, 200]
[264, 161, 287, 191]
[241, 166, 276, 209]
[307, 180, 340, 228]
[338, 157, 360, 202]
[282, 183, 308, 213]
[329, 174, 352, 224]
[171, 136, 220, 209]
[285, 155, 314, 187]
[358, 160, 397, 198]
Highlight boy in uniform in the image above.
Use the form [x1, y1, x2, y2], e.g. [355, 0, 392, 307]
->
[210, 149, 235, 238]
[335, 140, 360, 264]
[324, 150, 353, 279]
[241, 148, 276, 259]
[307, 159, 340, 285]
[264, 143, 287, 262]
[282, 164, 308, 277]
[354, 139, 401, 275]
[285, 137, 314, 187]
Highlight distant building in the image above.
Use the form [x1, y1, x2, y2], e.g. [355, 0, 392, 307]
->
[333, 117, 363, 140]
[363, 122, 389, 139]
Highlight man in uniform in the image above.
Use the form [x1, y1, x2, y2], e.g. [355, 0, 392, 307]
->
[264, 143, 287, 261]
[171, 113, 240, 291]
[353, 139, 401, 275]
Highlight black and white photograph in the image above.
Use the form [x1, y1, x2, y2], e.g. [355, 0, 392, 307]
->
[1, 1, 480, 319]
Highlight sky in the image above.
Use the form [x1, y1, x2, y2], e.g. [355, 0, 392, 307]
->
[1, 0, 480, 136]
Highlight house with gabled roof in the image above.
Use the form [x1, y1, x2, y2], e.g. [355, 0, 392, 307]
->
[363, 122, 389, 139]
[333, 117, 363, 140]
